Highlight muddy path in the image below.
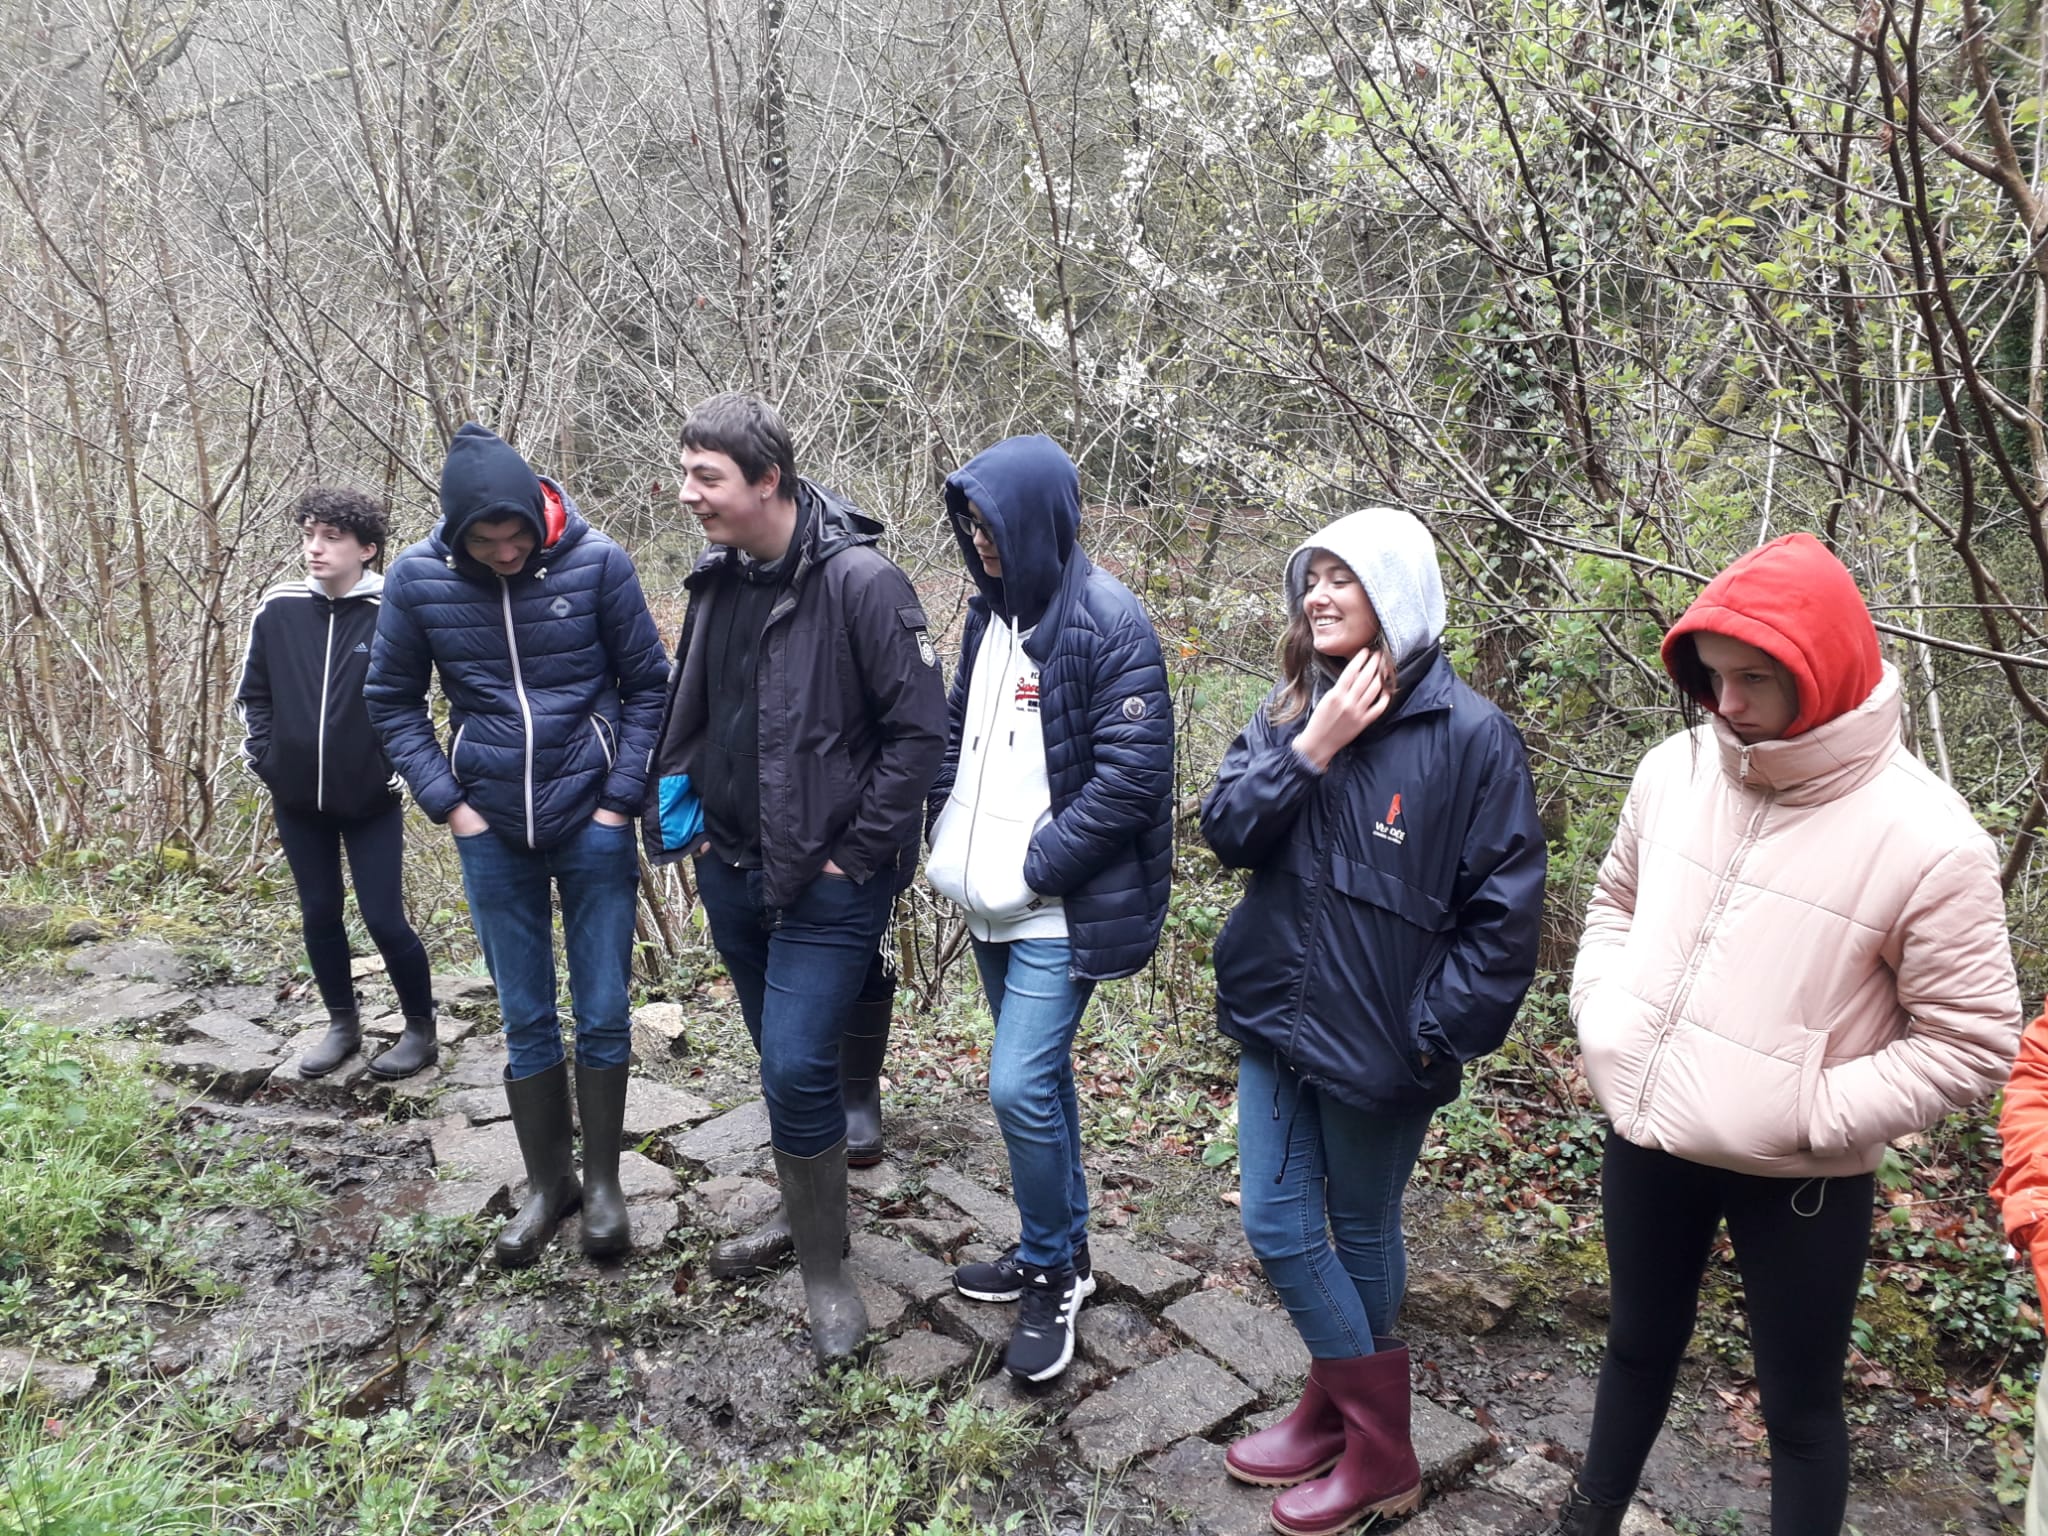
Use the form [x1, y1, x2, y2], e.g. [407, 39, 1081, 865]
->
[0, 932, 2022, 1534]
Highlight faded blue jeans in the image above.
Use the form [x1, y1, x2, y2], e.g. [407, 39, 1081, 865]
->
[454, 816, 641, 1079]
[1235, 1044, 1434, 1359]
[695, 858, 897, 1158]
[972, 936, 1096, 1271]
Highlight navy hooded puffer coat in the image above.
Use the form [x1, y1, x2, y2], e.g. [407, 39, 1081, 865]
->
[925, 435, 1175, 982]
[1201, 509, 1546, 1115]
[366, 424, 671, 852]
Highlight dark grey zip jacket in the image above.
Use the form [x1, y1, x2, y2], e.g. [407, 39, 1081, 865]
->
[644, 480, 948, 907]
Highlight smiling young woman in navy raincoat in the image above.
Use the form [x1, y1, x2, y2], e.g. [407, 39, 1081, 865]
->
[1200, 508, 1546, 1536]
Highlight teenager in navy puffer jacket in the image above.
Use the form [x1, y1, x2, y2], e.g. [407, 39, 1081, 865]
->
[366, 424, 669, 1275]
[1200, 508, 1544, 1536]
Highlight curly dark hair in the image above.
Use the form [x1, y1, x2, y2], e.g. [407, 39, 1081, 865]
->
[290, 486, 391, 560]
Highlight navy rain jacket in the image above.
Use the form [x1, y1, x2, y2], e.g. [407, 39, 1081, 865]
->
[926, 435, 1174, 981]
[1201, 650, 1546, 1114]
[366, 423, 670, 851]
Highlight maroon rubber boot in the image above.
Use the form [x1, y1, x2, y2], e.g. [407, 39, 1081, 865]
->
[1226, 1366, 1343, 1487]
[1268, 1338, 1423, 1536]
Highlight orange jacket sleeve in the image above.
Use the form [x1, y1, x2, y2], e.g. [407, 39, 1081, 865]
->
[1991, 1009, 2048, 1287]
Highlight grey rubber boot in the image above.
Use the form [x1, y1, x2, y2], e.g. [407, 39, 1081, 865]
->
[368, 1011, 439, 1080]
[494, 1061, 582, 1268]
[575, 1062, 632, 1258]
[841, 977, 894, 1168]
[711, 1204, 793, 1279]
[775, 1139, 869, 1365]
[298, 1007, 362, 1078]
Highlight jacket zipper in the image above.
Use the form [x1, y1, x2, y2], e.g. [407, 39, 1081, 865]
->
[316, 605, 335, 813]
[451, 723, 467, 785]
[1282, 749, 1343, 1064]
[1627, 753, 1773, 1126]
[499, 577, 537, 848]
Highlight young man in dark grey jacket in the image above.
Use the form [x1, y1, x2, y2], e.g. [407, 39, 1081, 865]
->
[645, 394, 946, 1364]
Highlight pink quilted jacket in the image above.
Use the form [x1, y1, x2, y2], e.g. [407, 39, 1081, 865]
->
[1572, 666, 2021, 1177]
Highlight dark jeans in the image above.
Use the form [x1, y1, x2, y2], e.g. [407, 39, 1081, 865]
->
[454, 817, 641, 1078]
[694, 858, 896, 1157]
[1235, 1044, 1433, 1359]
[1580, 1133, 1875, 1533]
[971, 937, 1095, 1269]
[272, 801, 434, 1018]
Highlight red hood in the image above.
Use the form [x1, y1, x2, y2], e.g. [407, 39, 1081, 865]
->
[540, 482, 568, 549]
[1661, 532, 1880, 738]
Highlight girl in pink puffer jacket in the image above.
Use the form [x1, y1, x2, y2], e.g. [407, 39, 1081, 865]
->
[1553, 534, 2021, 1535]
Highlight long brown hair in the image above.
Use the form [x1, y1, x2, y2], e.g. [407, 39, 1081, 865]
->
[1268, 610, 1393, 725]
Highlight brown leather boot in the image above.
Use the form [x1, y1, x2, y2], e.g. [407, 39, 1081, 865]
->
[1225, 1369, 1343, 1487]
[1268, 1339, 1423, 1536]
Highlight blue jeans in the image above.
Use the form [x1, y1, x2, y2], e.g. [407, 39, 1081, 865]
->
[972, 937, 1095, 1270]
[695, 859, 895, 1157]
[1235, 1044, 1433, 1359]
[454, 817, 641, 1079]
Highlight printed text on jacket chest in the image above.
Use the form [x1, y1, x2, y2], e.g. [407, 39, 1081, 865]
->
[1373, 791, 1407, 846]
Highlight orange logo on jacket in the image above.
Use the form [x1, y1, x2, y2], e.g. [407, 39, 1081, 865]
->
[1374, 791, 1407, 846]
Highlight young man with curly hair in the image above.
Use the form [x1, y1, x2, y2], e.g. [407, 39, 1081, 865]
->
[237, 486, 440, 1080]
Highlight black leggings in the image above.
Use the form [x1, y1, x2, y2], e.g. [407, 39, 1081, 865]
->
[272, 802, 434, 1019]
[1580, 1132, 1874, 1534]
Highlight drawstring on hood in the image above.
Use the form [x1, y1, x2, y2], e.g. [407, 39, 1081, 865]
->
[945, 435, 1080, 630]
[1661, 532, 1882, 739]
[1285, 508, 1448, 673]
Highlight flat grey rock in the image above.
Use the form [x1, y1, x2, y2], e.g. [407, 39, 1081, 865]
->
[1395, 1491, 1549, 1535]
[932, 1293, 1016, 1355]
[1077, 1301, 1172, 1374]
[559, 1196, 679, 1255]
[683, 1174, 779, 1235]
[630, 1002, 690, 1060]
[360, 1010, 479, 1049]
[1087, 1232, 1199, 1306]
[1405, 1270, 1520, 1337]
[876, 1330, 976, 1387]
[1487, 1453, 1573, 1508]
[0, 1347, 97, 1408]
[1064, 1353, 1257, 1470]
[180, 1011, 285, 1052]
[437, 1041, 510, 1089]
[886, 1215, 976, 1258]
[159, 1040, 286, 1101]
[40, 980, 196, 1033]
[272, 1040, 374, 1097]
[1164, 1290, 1309, 1398]
[849, 1230, 953, 1306]
[1132, 1436, 1273, 1536]
[972, 1357, 1109, 1418]
[439, 1086, 510, 1125]
[846, 1158, 907, 1198]
[1415, 1397, 1495, 1489]
[622, 1078, 716, 1141]
[64, 938, 186, 982]
[671, 1099, 772, 1175]
[921, 1166, 1020, 1246]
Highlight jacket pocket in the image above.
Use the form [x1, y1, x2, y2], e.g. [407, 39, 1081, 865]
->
[590, 714, 617, 769]
[1327, 855, 1452, 933]
[1795, 1030, 1828, 1154]
[450, 723, 469, 786]
[926, 795, 971, 909]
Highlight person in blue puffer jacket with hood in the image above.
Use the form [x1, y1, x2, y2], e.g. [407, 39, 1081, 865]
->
[367, 423, 669, 1271]
[925, 434, 1174, 1385]
[1200, 508, 1545, 1536]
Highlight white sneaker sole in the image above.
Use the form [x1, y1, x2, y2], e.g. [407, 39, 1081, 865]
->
[957, 1270, 1097, 1306]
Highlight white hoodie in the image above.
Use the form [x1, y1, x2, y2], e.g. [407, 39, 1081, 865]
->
[925, 618, 1067, 941]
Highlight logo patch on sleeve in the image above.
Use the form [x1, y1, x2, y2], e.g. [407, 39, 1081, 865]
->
[917, 633, 937, 667]
[1122, 696, 1148, 721]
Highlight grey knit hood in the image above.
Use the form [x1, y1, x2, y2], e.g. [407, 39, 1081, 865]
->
[1284, 507, 1447, 670]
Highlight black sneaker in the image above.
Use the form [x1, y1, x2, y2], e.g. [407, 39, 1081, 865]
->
[953, 1239, 1097, 1303]
[1004, 1262, 1083, 1382]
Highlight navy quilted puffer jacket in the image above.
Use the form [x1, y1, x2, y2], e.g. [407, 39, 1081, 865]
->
[925, 436, 1175, 981]
[366, 425, 670, 851]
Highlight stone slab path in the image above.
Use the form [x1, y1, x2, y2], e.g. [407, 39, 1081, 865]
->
[6, 935, 1681, 1533]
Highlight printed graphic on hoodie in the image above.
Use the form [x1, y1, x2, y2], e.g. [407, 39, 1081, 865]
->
[1374, 792, 1406, 846]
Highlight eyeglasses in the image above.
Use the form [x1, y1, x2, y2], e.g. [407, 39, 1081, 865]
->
[952, 508, 994, 541]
